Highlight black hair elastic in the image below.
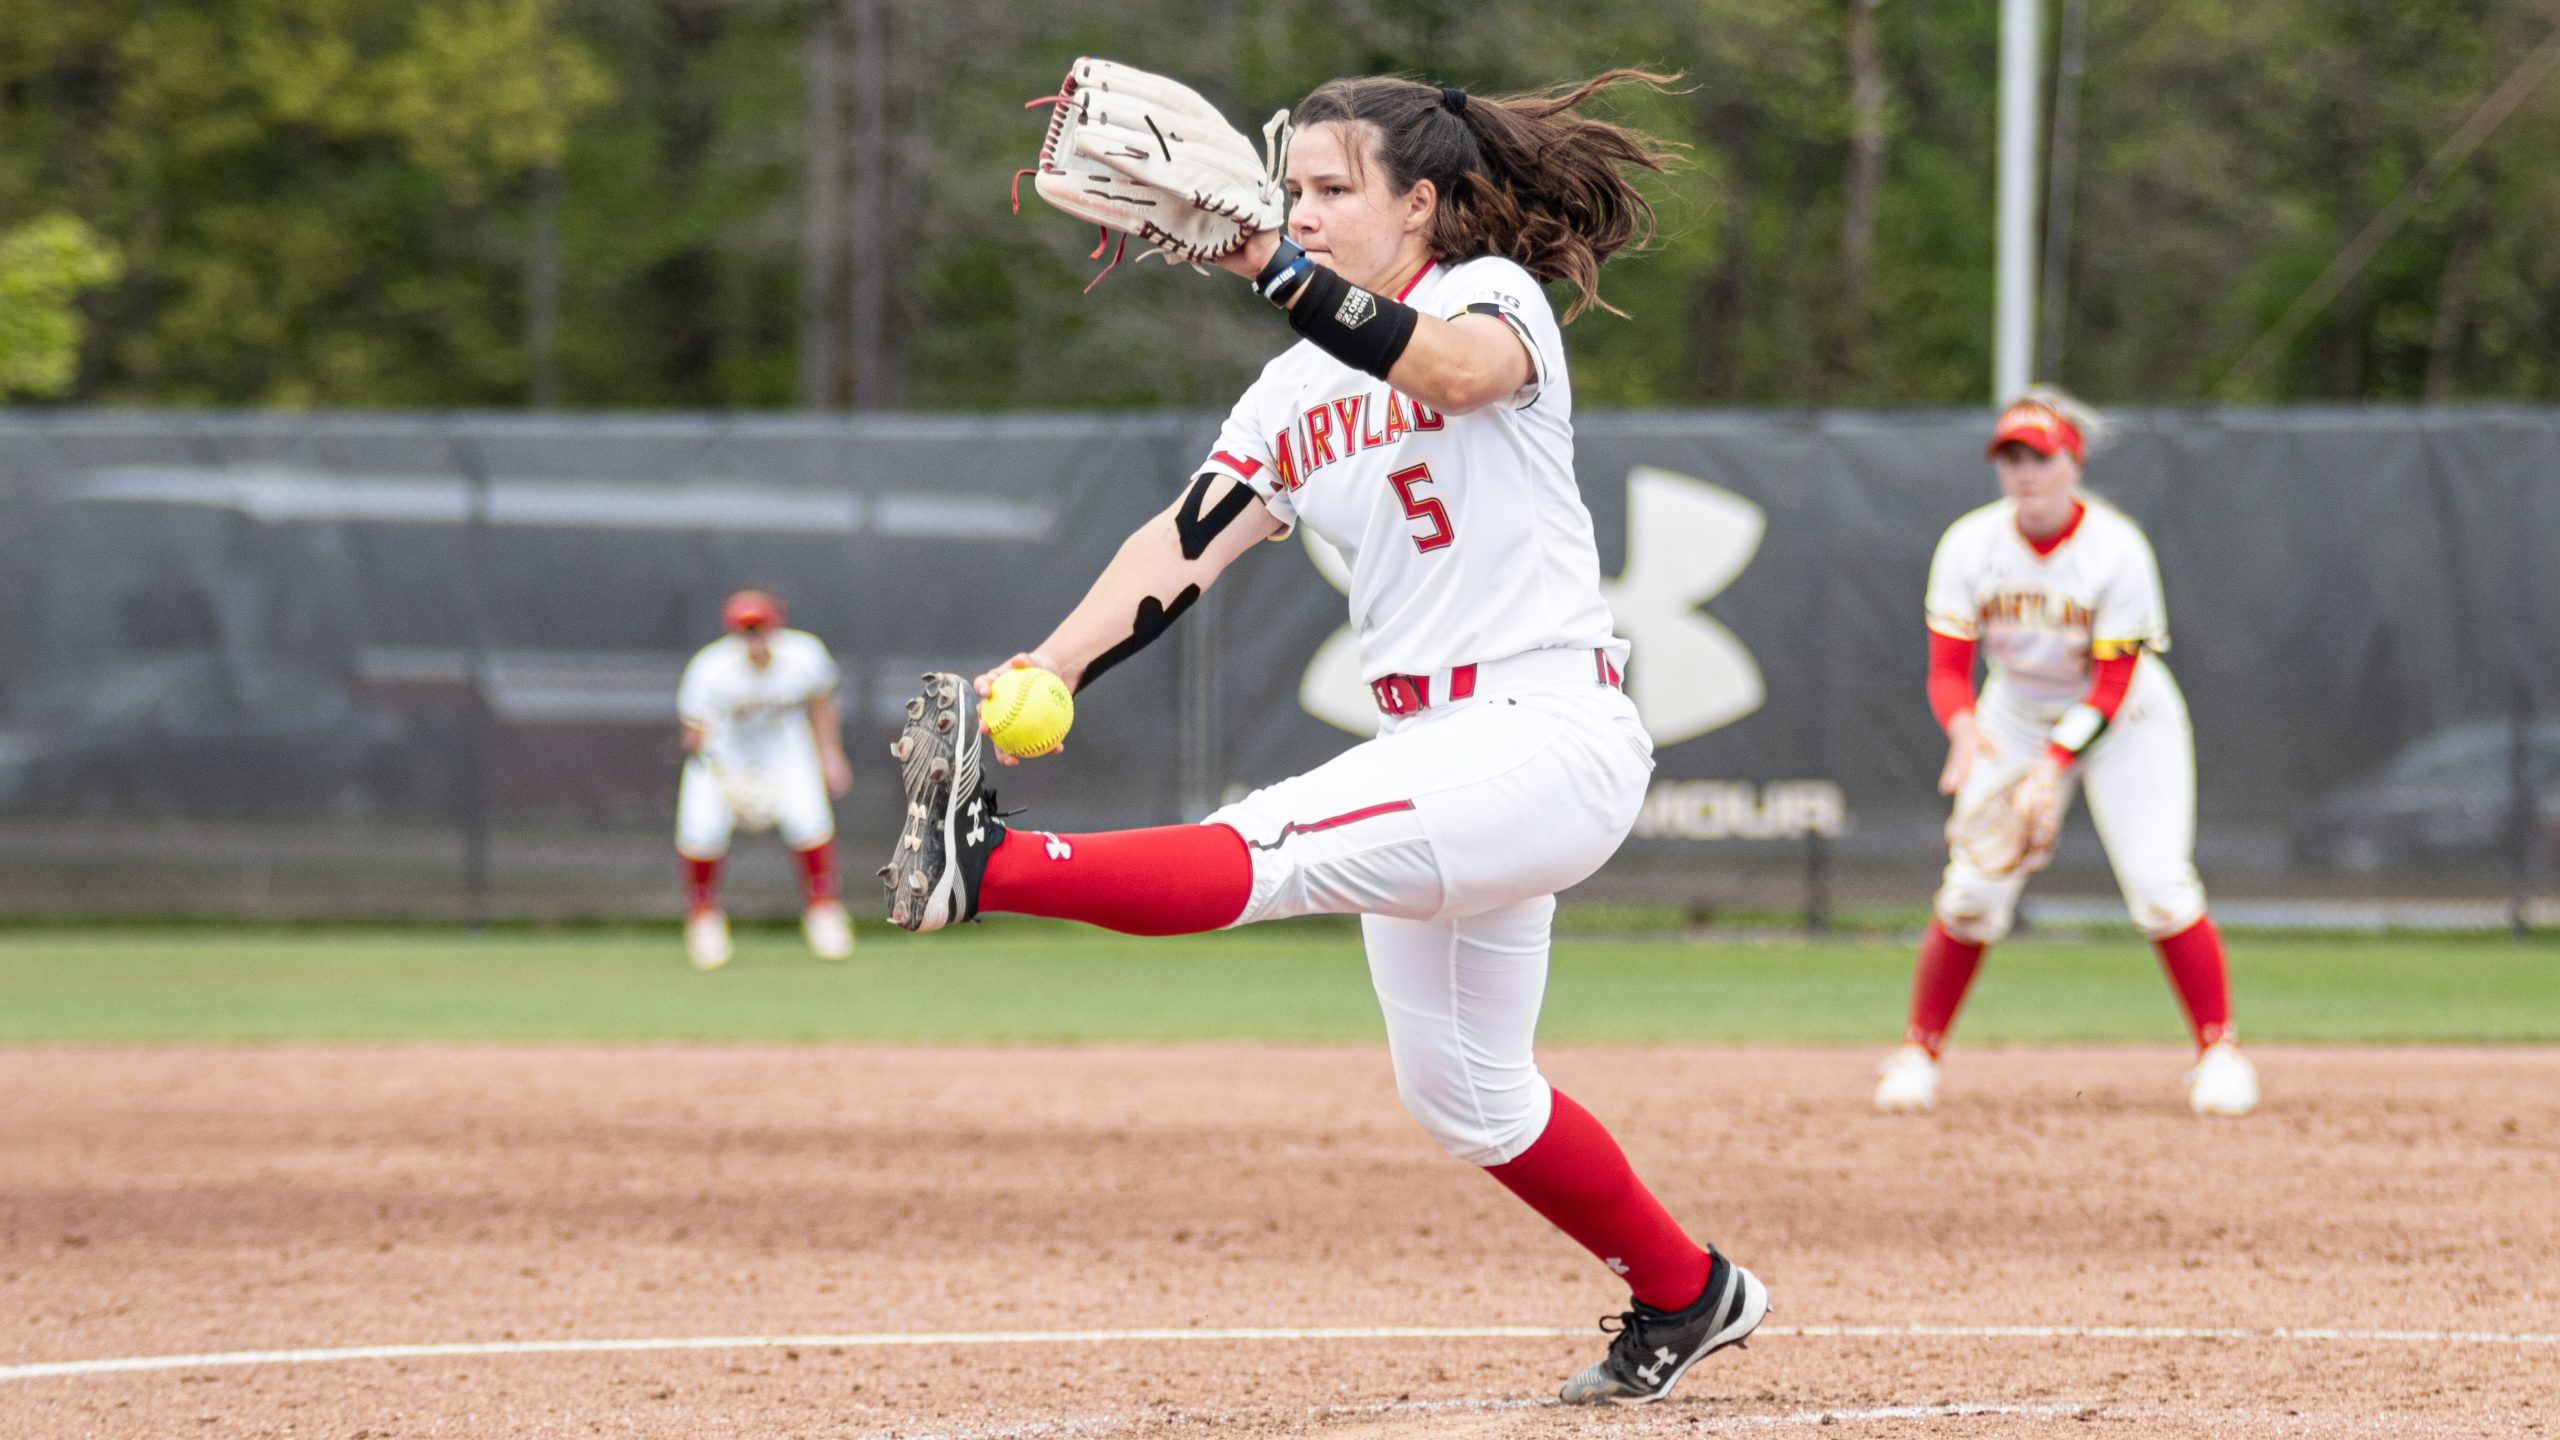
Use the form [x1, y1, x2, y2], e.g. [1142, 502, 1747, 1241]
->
[1440, 86, 1468, 113]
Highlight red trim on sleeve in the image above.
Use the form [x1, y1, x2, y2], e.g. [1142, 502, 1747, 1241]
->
[2083, 650, 2138, 720]
[1927, 631, 1978, 730]
[1211, 449, 1262, 480]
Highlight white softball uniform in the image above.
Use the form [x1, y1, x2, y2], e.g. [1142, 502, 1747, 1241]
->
[1196, 256, 1650, 1165]
[675, 629, 841, 856]
[1925, 497, 2205, 940]
[1202, 257, 1628, 682]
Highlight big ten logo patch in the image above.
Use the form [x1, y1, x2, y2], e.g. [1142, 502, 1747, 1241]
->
[1296, 466, 1766, 745]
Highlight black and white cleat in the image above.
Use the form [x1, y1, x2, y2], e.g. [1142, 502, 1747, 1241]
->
[882, 673, 1003, 932]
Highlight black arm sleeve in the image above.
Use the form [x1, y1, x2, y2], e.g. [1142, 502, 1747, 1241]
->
[1283, 266, 1420, 380]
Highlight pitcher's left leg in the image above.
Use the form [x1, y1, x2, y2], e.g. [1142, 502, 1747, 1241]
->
[1362, 898, 1765, 1403]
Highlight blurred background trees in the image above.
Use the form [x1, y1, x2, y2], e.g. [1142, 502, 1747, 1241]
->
[6, 0, 2558, 411]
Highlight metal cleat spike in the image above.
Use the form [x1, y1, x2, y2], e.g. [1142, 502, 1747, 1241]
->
[928, 757, 950, 782]
[934, 712, 955, 733]
[906, 697, 926, 720]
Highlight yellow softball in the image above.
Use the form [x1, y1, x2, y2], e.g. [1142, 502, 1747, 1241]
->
[984, 666, 1074, 759]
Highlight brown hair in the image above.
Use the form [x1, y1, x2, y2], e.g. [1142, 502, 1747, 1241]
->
[1290, 70, 1684, 322]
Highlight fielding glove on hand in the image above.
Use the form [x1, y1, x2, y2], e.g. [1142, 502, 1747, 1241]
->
[1947, 763, 2064, 878]
[1026, 56, 1289, 269]
[703, 759, 779, 833]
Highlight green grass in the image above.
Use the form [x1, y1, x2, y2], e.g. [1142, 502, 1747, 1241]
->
[0, 923, 2554, 1045]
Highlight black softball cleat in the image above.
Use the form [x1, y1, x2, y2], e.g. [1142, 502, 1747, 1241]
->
[1557, 1249, 1770, 1406]
[880, 672, 1003, 932]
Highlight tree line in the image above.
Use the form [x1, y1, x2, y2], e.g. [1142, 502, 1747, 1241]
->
[5, 0, 2557, 410]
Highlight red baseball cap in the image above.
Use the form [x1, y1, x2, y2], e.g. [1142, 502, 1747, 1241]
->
[722, 590, 785, 633]
[1987, 401, 2085, 462]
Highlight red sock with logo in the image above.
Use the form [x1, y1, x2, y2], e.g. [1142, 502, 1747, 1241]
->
[2153, 915, 2234, 1049]
[1904, 919, 1986, 1057]
[682, 856, 721, 913]
[793, 842, 840, 904]
[1484, 1090, 1712, 1313]
[978, 823, 1252, 936]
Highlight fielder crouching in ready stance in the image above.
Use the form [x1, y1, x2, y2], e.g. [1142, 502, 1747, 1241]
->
[882, 61, 1765, 1405]
[676, 590, 856, 969]
[1873, 390, 2259, 1118]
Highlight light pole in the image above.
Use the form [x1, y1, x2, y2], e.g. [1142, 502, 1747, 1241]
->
[1995, 0, 2042, 401]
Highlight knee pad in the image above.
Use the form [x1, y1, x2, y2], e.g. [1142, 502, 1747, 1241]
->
[2124, 867, 2207, 937]
[1934, 874, 2021, 945]
[1393, 1067, 1548, 1167]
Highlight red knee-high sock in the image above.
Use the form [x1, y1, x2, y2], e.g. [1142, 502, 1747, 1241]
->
[682, 856, 722, 913]
[2153, 915, 2234, 1049]
[1905, 919, 1986, 1057]
[792, 841, 840, 905]
[1484, 1090, 1712, 1313]
[978, 823, 1251, 936]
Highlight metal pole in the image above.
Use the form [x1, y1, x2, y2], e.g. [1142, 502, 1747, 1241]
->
[455, 429, 495, 932]
[1995, 0, 2044, 401]
[2516, 690, 2535, 940]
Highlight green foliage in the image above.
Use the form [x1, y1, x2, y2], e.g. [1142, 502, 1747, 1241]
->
[0, 925, 2552, 1045]
[0, 214, 122, 396]
[5, 0, 2559, 407]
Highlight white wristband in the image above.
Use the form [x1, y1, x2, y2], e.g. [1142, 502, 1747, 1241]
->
[2049, 703, 2106, 755]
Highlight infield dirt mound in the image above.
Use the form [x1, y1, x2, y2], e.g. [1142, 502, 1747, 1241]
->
[1, 1045, 2553, 1438]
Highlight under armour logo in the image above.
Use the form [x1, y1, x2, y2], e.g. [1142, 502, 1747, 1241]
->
[964, 798, 987, 847]
[1042, 832, 1072, 860]
[1296, 467, 1766, 744]
[1605, 1257, 1630, 1276]
[1634, 1346, 1679, 1384]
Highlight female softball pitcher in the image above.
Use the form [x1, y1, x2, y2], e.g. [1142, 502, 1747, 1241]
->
[882, 63, 1766, 1405]
[1873, 389, 2260, 1117]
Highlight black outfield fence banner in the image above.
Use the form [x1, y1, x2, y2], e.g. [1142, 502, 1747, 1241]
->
[0, 409, 2551, 927]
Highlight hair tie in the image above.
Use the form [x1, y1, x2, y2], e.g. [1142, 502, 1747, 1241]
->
[1440, 86, 1468, 114]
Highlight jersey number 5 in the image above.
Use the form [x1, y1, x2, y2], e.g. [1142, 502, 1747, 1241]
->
[1387, 463, 1455, 554]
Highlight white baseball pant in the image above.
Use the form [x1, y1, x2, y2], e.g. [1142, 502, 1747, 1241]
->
[1936, 657, 2207, 943]
[1203, 652, 1653, 1164]
[675, 740, 836, 859]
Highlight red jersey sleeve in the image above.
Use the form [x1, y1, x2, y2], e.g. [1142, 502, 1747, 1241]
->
[1927, 631, 1978, 730]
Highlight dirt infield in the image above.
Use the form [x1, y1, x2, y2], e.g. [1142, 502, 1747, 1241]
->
[2, 1044, 2553, 1438]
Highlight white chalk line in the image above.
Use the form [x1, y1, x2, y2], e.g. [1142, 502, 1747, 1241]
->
[3, 1320, 2554, 1384]
[897, 1397, 2105, 1440]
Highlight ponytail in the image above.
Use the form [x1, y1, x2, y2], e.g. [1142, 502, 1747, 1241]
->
[1291, 70, 1685, 321]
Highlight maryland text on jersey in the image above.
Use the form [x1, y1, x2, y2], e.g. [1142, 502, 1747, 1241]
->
[1261, 388, 1448, 491]
[1979, 590, 2095, 633]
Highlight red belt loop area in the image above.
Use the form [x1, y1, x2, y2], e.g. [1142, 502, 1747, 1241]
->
[1369, 674, 1430, 716]
[1368, 651, 1618, 717]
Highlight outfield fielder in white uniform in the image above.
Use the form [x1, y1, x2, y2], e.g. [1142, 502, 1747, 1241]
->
[881, 66, 1765, 1406]
[1873, 390, 2259, 1117]
[676, 590, 855, 969]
